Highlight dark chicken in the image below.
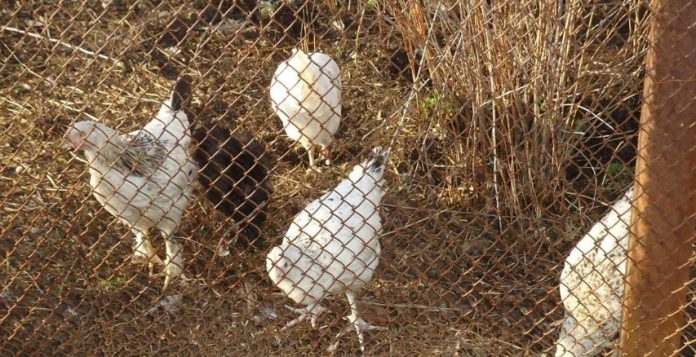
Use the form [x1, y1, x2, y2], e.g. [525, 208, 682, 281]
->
[193, 124, 272, 246]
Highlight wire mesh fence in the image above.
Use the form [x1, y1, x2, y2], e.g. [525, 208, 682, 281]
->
[0, 0, 694, 355]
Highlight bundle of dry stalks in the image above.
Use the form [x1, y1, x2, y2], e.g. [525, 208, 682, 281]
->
[385, 0, 649, 231]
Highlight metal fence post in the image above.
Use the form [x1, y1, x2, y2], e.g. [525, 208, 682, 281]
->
[620, 0, 696, 355]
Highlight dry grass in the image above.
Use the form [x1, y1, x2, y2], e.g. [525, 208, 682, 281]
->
[2, 0, 688, 356]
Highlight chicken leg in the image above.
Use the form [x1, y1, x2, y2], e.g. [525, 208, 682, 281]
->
[281, 303, 326, 330]
[344, 291, 385, 352]
[305, 145, 322, 172]
[131, 231, 164, 275]
[163, 234, 184, 290]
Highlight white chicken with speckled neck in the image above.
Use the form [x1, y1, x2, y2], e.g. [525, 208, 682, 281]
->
[64, 79, 195, 289]
[270, 49, 341, 171]
[65, 79, 274, 290]
[267, 147, 389, 352]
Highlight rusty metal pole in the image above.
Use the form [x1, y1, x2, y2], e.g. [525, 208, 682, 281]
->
[620, 0, 696, 355]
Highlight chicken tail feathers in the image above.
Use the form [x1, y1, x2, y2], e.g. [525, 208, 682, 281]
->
[365, 147, 390, 173]
[290, 48, 319, 87]
[170, 76, 191, 111]
[192, 124, 272, 247]
[290, 48, 310, 68]
[142, 76, 192, 148]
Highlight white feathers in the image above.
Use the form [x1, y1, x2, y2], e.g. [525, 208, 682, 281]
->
[267, 147, 389, 352]
[556, 187, 633, 356]
[64, 79, 196, 289]
[270, 49, 342, 171]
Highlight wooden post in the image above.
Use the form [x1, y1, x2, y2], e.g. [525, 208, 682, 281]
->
[620, 0, 696, 355]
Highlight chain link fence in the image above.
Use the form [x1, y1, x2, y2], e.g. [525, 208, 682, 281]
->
[0, 0, 694, 355]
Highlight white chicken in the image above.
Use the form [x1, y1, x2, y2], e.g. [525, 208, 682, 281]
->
[266, 147, 389, 352]
[556, 187, 633, 356]
[270, 48, 342, 171]
[64, 79, 194, 289]
[65, 79, 273, 290]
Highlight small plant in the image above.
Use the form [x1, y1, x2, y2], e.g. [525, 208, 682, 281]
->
[422, 94, 457, 118]
[99, 276, 126, 291]
[259, 1, 280, 19]
[423, 94, 439, 112]
[606, 160, 632, 185]
[366, 0, 379, 9]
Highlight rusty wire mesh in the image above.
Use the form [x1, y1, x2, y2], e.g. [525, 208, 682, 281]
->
[0, 0, 694, 356]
